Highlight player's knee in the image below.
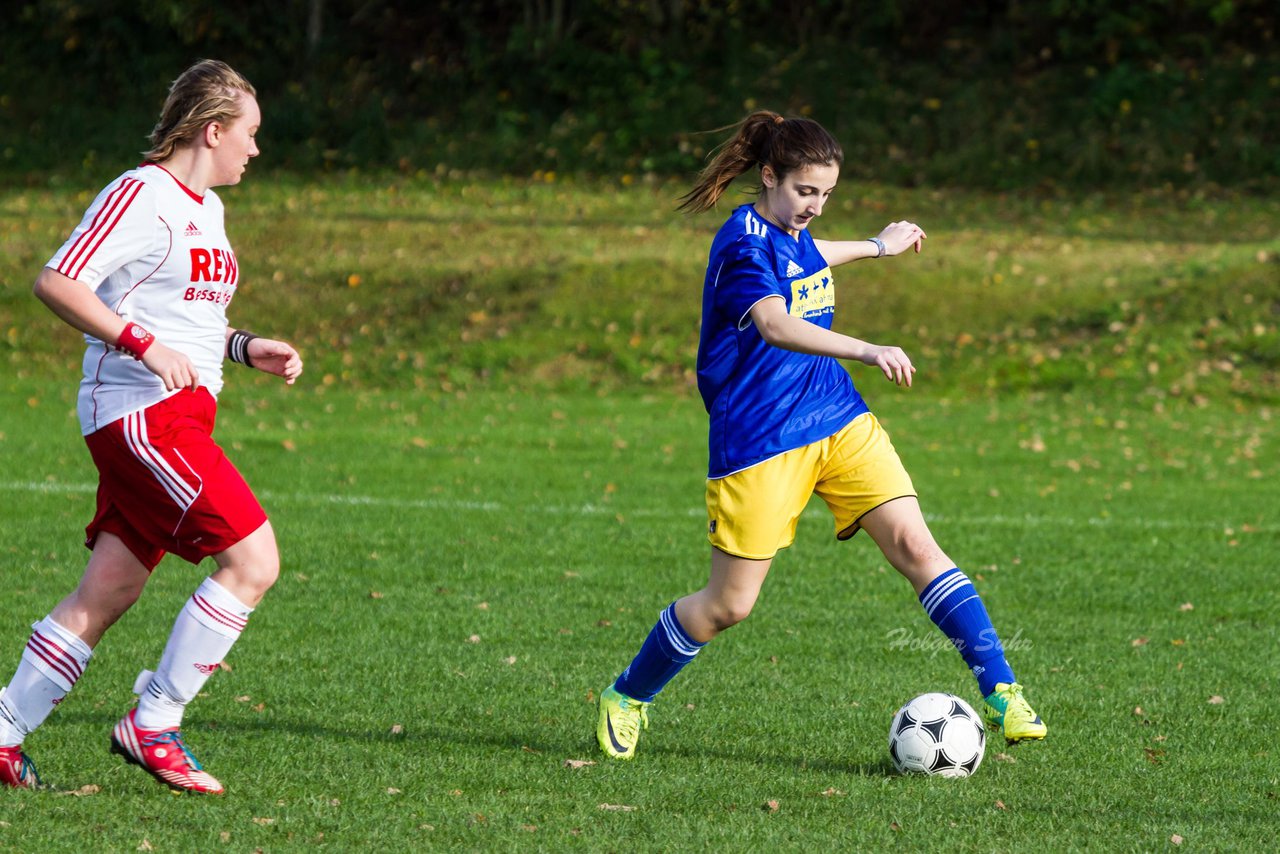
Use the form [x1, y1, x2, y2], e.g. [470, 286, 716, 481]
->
[215, 546, 279, 602]
[109, 580, 147, 613]
[709, 598, 756, 631]
[889, 532, 948, 575]
[241, 555, 279, 595]
[258, 561, 280, 592]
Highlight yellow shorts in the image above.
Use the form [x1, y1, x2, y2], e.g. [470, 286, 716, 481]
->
[705, 413, 916, 560]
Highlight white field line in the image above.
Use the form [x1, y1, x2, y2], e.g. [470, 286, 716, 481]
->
[1, 480, 1272, 533]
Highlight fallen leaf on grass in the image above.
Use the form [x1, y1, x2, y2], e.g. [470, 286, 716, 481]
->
[1131, 637, 1149, 647]
[819, 788, 844, 797]
[599, 803, 636, 812]
[386, 788, 401, 795]
[890, 822, 902, 832]
[520, 825, 538, 832]
[1178, 602, 1194, 611]
[252, 817, 274, 826]
[369, 591, 384, 600]
[503, 656, 517, 665]
[219, 832, 230, 842]
[762, 800, 780, 813]
[466, 634, 481, 644]
[390, 724, 404, 735]
[564, 759, 596, 769]
[137, 841, 153, 852]
[995, 800, 1007, 810]
[1208, 695, 1224, 705]
[1144, 748, 1165, 765]
[994, 752, 1016, 763]
[65, 784, 101, 796]
[476, 601, 489, 610]
[1171, 834, 1184, 845]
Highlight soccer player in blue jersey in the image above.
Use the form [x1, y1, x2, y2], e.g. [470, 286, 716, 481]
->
[596, 110, 1046, 760]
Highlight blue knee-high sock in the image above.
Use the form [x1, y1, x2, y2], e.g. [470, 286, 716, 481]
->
[919, 568, 1016, 695]
[614, 603, 705, 702]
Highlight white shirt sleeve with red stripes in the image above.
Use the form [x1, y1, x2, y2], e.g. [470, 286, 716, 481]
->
[50, 174, 158, 287]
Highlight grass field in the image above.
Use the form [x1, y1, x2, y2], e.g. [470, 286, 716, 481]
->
[0, 177, 1277, 851]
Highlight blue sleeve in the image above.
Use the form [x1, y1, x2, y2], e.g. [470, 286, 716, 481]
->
[712, 238, 783, 330]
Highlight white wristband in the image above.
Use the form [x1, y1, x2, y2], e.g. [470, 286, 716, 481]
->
[868, 237, 886, 258]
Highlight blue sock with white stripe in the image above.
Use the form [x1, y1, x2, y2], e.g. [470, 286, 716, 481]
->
[614, 603, 705, 702]
[918, 568, 1016, 695]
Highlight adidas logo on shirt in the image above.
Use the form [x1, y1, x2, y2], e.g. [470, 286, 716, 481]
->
[184, 221, 202, 237]
[785, 260, 804, 278]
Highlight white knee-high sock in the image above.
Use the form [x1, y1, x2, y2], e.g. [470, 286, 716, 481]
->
[134, 577, 252, 731]
[0, 617, 93, 747]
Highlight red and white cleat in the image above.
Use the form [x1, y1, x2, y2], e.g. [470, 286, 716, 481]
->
[0, 745, 44, 789]
[110, 708, 224, 794]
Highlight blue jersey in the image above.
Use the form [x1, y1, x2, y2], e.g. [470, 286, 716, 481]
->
[697, 205, 869, 478]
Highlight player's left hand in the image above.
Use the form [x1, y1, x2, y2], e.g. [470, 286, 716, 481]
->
[865, 344, 916, 387]
[247, 338, 303, 385]
[876, 221, 927, 255]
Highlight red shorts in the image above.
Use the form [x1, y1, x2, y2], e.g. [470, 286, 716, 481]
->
[83, 387, 267, 571]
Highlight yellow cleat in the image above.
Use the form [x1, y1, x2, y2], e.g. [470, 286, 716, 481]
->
[983, 682, 1047, 743]
[597, 684, 650, 760]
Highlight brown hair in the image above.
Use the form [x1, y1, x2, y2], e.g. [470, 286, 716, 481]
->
[144, 60, 257, 162]
[677, 110, 844, 213]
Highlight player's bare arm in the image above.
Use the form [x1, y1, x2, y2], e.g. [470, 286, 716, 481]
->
[34, 267, 199, 391]
[814, 220, 927, 267]
[749, 296, 915, 386]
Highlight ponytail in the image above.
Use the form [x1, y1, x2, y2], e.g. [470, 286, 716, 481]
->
[678, 110, 844, 213]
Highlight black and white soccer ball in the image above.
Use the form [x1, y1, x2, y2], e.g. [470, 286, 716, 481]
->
[888, 692, 986, 778]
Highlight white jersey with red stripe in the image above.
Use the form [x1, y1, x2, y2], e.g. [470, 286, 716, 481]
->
[48, 163, 241, 435]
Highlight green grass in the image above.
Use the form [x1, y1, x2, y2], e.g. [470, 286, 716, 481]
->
[0, 179, 1277, 850]
[4, 175, 1278, 397]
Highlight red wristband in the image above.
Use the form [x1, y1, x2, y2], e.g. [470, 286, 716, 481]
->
[116, 322, 156, 360]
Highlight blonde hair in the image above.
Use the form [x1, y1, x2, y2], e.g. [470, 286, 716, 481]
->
[144, 60, 257, 162]
[678, 110, 843, 213]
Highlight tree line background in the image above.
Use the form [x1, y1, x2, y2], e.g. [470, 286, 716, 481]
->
[1, 0, 1276, 189]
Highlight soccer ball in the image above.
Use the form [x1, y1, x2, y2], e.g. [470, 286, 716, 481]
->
[888, 692, 986, 778]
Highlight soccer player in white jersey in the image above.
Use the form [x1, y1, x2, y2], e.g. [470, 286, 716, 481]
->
[596, 111, 1046, 761]
[0, 60, 302, 794]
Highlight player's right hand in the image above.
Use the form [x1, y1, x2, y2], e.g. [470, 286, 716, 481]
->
[141, 342, 200, 391]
